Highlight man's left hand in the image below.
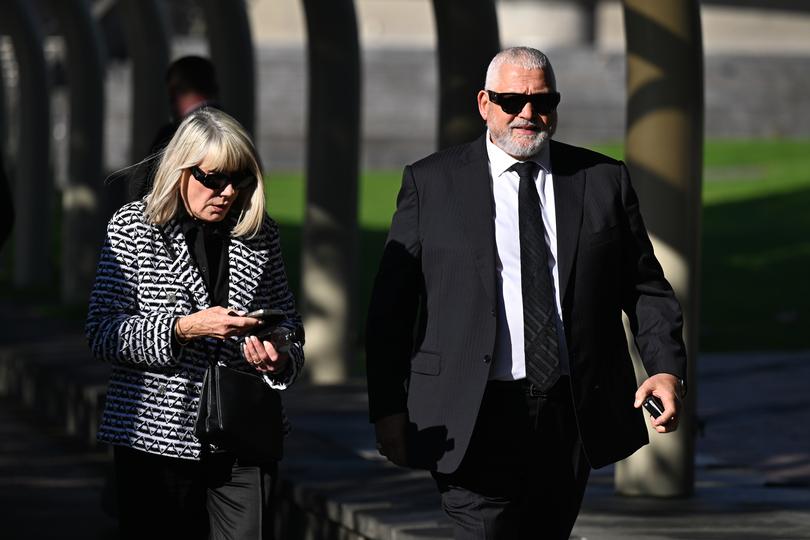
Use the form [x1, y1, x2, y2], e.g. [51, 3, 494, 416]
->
[634, 373, 682, 433]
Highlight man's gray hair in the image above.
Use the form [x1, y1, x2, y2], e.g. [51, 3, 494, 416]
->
[484, 47, 557, 91]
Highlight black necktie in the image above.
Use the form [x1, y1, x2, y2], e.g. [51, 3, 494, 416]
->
[514, 161, 561, 392]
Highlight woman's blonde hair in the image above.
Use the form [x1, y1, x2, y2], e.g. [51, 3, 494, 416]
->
[144, 108, 265, 238]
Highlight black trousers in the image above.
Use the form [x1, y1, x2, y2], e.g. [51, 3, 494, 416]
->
[432, 377, 590, 540]
[114, 446, 277, 540]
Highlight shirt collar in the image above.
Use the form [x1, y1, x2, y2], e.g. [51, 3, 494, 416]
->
[485, 130, 551, 178]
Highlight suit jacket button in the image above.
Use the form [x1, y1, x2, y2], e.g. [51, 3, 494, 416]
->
[483, 354, 492, 364]
[490, 309, 496, 317]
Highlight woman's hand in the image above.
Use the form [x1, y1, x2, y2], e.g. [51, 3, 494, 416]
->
[243, 335, 290, 375]
[175, 307, 262, 341]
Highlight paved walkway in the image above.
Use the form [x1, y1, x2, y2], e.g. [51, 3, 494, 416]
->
[0, 398, 117, 540]
[1, 301, 808, 539]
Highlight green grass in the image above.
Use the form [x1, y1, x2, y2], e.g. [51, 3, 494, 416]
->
[697, 140, 810, 350]
[264, 171, 402, 352]
[264, 139, 810, 353]
[264, 171, 402, 230]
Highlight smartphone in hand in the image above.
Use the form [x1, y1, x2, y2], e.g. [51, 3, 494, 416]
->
[245, 308, 287, 330]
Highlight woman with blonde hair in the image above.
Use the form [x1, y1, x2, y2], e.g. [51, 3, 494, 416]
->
[86, 108, 303, 539]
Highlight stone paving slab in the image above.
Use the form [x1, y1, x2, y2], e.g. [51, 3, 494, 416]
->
[0, 398, 117, 540]
[278, 358, 810, 539]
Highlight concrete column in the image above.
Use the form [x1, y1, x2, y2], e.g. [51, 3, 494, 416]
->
[300, 0, 361, 383]
[0, 0, 52, 287]
[118, 0, 169, 166]
[615, 0, 704, 497]
[0, 57, 5, 151]
[0, 153, 11, 253]
[0, 62, 12, 252]
[574, 0, 597, 47]
[49, 0, 106, 304]
[201, 0, 256, 137]
[433, 0, 500, 149]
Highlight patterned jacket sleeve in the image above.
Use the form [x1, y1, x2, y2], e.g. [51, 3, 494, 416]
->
[254, 219, 305, 390]
[85, 205, 180, 367]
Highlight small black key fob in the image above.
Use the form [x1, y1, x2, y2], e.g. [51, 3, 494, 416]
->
[643, 395, 665, 419]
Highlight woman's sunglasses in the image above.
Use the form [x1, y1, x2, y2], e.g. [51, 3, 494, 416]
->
[486, 90, 561, 115]
[189, 166, 255, 191]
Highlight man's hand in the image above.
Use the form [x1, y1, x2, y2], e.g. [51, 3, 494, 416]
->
[634, 373, 682, 433]
[374, 413, 409, 467]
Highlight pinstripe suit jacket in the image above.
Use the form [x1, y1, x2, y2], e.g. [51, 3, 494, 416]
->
[86, 201, 304, 460]
[366, 136, 686, 473]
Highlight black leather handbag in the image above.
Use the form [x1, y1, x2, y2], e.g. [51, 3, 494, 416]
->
[195, 360, 284, 461]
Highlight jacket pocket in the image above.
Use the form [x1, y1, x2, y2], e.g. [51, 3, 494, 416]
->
[410, 351, 441, 375]
[589, 224, 619, 246]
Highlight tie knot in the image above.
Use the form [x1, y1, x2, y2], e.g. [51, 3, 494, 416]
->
[512, 161, 539, 180]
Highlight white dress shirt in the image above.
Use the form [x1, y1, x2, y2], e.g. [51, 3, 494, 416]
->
[485, 134, 570, 381]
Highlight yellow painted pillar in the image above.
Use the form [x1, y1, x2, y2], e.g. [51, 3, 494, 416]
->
[615, 0, 704, 497]
[300, 0, 361, 383]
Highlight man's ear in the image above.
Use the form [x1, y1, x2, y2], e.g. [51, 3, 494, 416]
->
[477, 90, 489, 121]
[548, 110, 558, 136]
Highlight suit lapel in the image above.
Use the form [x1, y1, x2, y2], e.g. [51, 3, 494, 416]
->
[551, 141, 585, 304]
[452, 136, 497, 305]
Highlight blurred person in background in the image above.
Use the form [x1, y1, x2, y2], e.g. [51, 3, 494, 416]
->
[87, 108, 302, 539]
[131, 55, 222, 199]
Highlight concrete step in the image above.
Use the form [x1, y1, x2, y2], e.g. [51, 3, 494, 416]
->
[0, 336, 109, 449]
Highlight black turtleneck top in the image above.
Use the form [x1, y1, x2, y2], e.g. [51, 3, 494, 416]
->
[177, 206, 230, 307]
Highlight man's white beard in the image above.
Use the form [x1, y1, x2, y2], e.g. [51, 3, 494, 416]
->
[491, 121, 550, 159]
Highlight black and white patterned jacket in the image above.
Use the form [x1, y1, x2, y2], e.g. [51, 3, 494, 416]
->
[86, 201, 304, 460]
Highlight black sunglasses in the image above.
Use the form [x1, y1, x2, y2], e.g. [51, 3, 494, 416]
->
[189, 166, 255, 191]
[486, 90, 561, 115]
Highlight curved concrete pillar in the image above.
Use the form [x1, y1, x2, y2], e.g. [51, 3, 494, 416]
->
[615, 0, 704, 498]
[0, 154, 12, 252]
[118, 0, 170, 164]
[49, 0, 106, 304]
[530, 0, 597, 48]
[432, 0, 500, 149]
[0, 0, 52, 287]
[0, 61, 12, 252]
[0, 58, 5, 151]
[300, 0, 361, 383]
[201, 0, 256, 137]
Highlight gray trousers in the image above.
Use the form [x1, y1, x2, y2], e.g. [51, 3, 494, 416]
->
[114, 446, 276, 540]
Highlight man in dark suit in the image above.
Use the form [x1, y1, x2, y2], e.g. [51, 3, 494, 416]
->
[366, 47, 687, 539]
